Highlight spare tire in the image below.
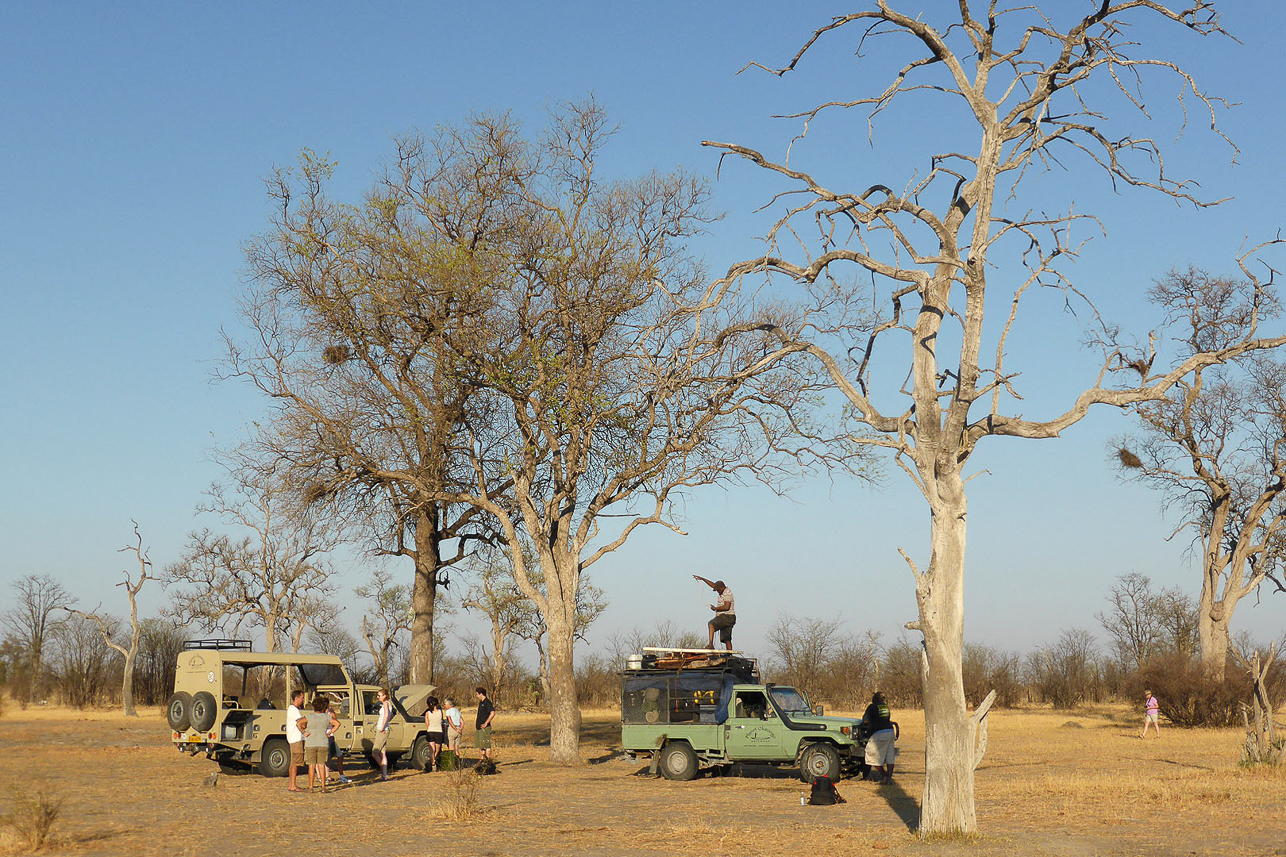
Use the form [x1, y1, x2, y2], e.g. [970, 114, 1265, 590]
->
[166, 691, 192, 731]
[190, 691, 218, 733]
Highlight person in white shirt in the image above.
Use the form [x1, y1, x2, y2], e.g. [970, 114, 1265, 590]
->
[694, 575, 736, 651]
[285, 689, 306, 792]
[373, 687, 394, 781]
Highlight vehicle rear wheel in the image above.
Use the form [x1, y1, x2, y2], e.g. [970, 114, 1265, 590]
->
[259, 738, 291, 778]
[659, 741, 698, 781]
[190, 691, 218, 732]
[165, 692, 192, 731]
[799, 742, 841, 784]
[410, 736, 433, 771]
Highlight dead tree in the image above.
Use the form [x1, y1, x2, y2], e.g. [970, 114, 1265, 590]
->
[63, 522, 153, 716]
[1232, 643, 1282, 765]
[704, 2, 1285, 835]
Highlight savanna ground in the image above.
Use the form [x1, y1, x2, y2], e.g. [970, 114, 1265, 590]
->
[0, 702, 1282, 857]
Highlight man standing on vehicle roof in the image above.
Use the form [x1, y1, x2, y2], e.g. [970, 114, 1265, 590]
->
[694, 575, 735, 651]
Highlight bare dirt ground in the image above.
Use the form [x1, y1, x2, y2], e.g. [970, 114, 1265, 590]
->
[0, 703, 1282, 857]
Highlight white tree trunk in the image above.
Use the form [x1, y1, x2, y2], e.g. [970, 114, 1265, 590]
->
[544, 612, 581, 764]
[917, 485, 976, 835]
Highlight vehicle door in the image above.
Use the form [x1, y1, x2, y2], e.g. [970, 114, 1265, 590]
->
[319, 686, 359, 754]
[357, 688, 384, 754]
[724, 689, 787, 760]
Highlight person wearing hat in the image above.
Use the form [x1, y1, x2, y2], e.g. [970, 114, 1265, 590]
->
[862, 691, 897, 784]
[1141, 689, 1161, 738]
[693, 574, 736, 651]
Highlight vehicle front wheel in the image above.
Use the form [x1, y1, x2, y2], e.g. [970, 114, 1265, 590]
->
[799, 742, 841, 784]
[259, 738, 291, 778]
[166, 692, 192, 732]
[409, 736, 433, 772]
[659, 741, 698, 782]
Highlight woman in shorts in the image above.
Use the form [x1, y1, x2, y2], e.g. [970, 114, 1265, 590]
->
[302, 694, 332, 792]
[424, 696, 444, 772]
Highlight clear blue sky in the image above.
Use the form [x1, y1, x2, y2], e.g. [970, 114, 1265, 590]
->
[2, 2, 1283, 665]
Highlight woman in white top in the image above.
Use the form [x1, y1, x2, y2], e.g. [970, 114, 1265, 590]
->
[424, 696, 444, 772]
[373, 687, 393, 781]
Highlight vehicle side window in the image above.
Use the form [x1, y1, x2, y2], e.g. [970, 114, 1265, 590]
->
[734, 691, 769, 719]
[363, 691, 381, 716]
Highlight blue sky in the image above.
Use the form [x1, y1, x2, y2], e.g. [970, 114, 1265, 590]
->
[2, 2, 1283, 666]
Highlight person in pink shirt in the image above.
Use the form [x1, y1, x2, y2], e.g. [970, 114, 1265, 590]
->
[1140, 690, 1161, 738]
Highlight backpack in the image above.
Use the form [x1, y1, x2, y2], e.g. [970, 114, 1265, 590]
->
[808, 775, 845, 805]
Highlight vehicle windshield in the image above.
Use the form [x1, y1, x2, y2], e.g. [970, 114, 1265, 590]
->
[297, 662, 347, 687]
[769, 687, 811, 715]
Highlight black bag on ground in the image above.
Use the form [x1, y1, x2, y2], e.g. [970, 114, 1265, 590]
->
[808, 775, 844, 805]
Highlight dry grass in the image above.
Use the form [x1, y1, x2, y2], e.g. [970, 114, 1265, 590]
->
[1, 701, 1283, 856]
[426, 769, 489, 821]
[1, 782, 63, 853]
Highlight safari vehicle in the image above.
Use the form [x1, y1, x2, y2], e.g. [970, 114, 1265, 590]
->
[620, 648, 872, 783]
[166, 640, 436, 777]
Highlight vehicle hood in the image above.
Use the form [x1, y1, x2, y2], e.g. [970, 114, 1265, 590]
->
[784, 714, 860, 732]
[394, 683, 436, 715]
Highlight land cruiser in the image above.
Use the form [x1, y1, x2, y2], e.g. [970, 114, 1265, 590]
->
[166, 640, 436, 777]
[620, 648, 877, 782]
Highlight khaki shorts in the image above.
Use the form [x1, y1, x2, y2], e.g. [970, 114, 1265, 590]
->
[865, 729, 896, 766]
[290, 741, 304, 767]
[304, 746, 328, 766]
[372, 730, 389, 751]
[1145, 710, 1159, 723]
[448, 729, 461, 751]
[476, 726, 492, 750]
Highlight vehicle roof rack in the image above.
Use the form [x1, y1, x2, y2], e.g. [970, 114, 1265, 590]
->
[632, 647, 759, 679]
[183, 638, 254, 651]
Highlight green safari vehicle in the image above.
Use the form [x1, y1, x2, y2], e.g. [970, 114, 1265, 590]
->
[620, 648, 871, 783]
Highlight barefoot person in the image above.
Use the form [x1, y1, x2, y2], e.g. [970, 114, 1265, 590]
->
[1141, 689, 1162, 738]
[693, 575, 735, 651]
[286, 689, 306, 792]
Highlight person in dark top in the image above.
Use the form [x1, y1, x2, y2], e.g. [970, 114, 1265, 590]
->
[475, 687, 496, 761]
[861, 690, 897, 784]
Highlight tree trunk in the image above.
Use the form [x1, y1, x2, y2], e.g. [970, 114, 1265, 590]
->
[544, 613, 582, 764]
[917, 486, 976, 835]
[121, 647, 137, 717]
[1197, 600, 1230, 683]
[409, 509, 442, 684]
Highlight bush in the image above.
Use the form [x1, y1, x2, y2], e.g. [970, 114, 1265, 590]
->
[879, 640, 923, 708]
[1132, 655, 1247, 727]
[429, 770, 487, 821]
[2, 782, 62, 851]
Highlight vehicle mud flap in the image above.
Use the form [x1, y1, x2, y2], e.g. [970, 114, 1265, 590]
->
[648, 753, 660, 777]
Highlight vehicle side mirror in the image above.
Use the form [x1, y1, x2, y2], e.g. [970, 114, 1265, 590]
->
[813, 705, 824, 716]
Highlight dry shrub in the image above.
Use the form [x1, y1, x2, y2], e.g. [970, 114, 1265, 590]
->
[2, 782, 63, 852]
[1132, 655, 1247, 727]
[429, 770, 488, 821]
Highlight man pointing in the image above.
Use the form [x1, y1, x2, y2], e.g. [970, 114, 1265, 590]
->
[694, 575, 735, 651]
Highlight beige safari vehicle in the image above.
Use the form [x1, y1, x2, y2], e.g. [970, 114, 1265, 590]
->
[166, 640, 436, 777]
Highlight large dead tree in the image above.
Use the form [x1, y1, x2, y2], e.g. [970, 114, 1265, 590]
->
[1, 574, 71, 703]
[1118, 268, 1286, 681]
[704, 2, 1286, 834]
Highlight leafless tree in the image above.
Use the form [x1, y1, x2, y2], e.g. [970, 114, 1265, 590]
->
[355, 566, 411, 688]
[460, 546, 536, 704]
[766, 614, 844, 702]
[1097, 572, 1199, 670]
[1117, 271, 1286, 680]
[62, 522, 153, 715]
[49, 612, 120, 708]
[703, 2, 1286, 833]
[1, 574, 72, 703]
[165, 459, 335, 652]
